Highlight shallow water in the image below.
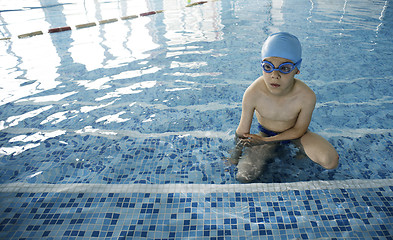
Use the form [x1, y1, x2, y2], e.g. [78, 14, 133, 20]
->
[0, 0, 392, 184]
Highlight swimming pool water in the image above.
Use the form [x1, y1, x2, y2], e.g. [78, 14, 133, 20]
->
[1, 0, 393, 239]
[1, 0, 392, 185]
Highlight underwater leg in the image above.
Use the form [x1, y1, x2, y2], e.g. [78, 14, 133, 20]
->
[236, 144, 276, 183]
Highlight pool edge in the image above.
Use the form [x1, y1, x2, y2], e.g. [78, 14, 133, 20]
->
[1, 179, 392, 193]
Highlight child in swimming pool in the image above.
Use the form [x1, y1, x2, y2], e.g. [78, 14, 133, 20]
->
[231, 32, 339, 183]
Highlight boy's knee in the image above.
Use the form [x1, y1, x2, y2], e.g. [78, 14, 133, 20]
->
[320, 152, 339, 170]
[236, 173, 253, 183]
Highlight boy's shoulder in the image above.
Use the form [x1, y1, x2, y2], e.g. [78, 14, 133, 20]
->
[247, 76, 266, 91]
[294, 79, 315, 96]
[294, 79, 316, 105]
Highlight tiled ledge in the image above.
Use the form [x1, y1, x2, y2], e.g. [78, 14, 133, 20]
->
[1, 179, 392, 193]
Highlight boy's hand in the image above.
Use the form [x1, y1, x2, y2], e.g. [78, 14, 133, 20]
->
[240, 133, 268, 147]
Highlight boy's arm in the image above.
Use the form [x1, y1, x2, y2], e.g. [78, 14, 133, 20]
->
[236, 88, 255, 137]
[243, 92, 316, 144]
[230, 88, 255, 163]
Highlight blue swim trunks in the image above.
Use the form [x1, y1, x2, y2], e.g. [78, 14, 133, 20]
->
[257, 123, 291, 144]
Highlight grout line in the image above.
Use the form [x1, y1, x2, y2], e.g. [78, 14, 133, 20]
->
[1, 1, 210, 41]
[1, 179, 392, 194]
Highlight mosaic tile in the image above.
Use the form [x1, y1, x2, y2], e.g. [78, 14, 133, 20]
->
[1, 181, 393, 239]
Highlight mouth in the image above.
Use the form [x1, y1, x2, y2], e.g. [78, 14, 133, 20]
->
[270, 83, 280, 88]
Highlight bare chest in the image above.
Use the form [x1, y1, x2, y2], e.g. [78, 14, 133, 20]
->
[255, 97, 301, 122]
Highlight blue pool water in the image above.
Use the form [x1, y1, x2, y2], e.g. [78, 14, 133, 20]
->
[1, 0, 392, 239]
[0, 0, 392, 184]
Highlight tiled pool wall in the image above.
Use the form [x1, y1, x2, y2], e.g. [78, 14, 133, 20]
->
[1, 179, 392, 239]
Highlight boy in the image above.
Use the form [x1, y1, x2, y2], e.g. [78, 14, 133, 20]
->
[231, 32, 339, 183]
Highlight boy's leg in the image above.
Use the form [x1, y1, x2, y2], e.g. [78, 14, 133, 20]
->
[236, 143, 277, 183]
[230, 143, 243, 165]
[299, 131, 339, 169]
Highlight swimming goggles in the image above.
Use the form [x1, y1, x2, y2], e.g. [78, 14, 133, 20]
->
[261, 60, 302, 74]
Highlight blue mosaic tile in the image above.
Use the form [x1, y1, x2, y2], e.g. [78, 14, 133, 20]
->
[1, 184, 393, 239]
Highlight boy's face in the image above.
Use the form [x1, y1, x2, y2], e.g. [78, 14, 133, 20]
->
[262, 56, 299, 95]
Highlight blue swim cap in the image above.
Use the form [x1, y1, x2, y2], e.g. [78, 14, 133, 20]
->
[261, 32, 302, 69]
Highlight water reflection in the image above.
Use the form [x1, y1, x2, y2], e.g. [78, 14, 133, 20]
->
[4, 105, 53, 128]
[307, 0, 314, 22]
[0, 37, 61, 106]
[127, 17, 160, 60]
[375, 1, 388, 38]
[269, 0, 284, 33]
[1, 0, 225, 105]
[70, 26, 105, 71]
[96, 111, 130, 124]
[163, 0, 223, 45]
[96, 80, 157, 101]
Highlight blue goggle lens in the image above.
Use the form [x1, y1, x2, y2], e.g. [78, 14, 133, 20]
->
[261, 61, 297, 74]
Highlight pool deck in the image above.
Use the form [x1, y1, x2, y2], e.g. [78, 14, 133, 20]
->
[1, 179, 392, 239]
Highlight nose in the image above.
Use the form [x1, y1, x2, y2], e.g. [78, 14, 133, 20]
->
[271, 69, 280, 78]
